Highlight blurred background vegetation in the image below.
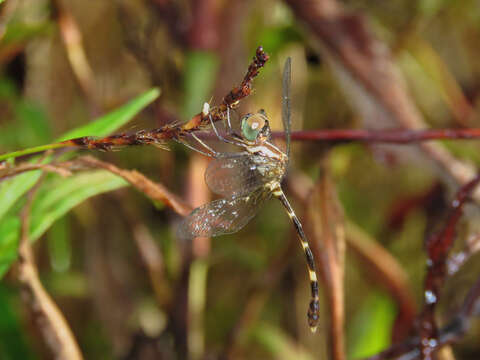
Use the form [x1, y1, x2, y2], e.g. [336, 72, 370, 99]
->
[2, 0, 480, 359]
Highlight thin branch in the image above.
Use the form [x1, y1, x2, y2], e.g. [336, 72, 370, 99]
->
[73, 155, 192, 216]
[16, 177, 83, 360]
[0, 162, 72, 180]
[283, 128, 480, 144]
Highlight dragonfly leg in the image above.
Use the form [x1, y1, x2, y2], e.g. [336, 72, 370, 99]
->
[190, 132, 219, 157]
[226, 106, 240, 137]
[226, 106, 233, 134]
[276, 189, 320, 332]
[209, 113, 247, 149]
[225, 107, 245, 142]
[175, 136, 216, 158]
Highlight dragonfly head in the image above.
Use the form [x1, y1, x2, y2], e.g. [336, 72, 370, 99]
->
[241, 110, 271, 143]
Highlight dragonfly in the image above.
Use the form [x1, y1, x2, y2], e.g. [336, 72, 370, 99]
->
[178, 58, 320, 332]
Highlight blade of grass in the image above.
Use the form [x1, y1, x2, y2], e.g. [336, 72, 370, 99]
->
[29, 171, 128, 241]
[56, 87, 160, 141]
[0, 216, 21, 277]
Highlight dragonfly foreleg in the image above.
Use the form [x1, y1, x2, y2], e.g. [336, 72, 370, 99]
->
[209, 113, 248, 150]
[226, 106, 234, 134]
[276, 189, 320, 333]
[175, 135, 216, 158]
[190, 132, 219, 157]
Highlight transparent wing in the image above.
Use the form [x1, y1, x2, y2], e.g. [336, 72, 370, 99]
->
[282, 57, 292, 159]
[177, 188, 271, 239]
[205, 154, 281, 197]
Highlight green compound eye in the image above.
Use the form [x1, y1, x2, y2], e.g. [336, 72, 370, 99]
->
[241, 113, 266, 141]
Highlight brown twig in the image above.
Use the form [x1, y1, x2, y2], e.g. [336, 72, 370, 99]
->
[16, 177, 83, 360]
[0, 162, 72, 180]
[307, 168, 346, 360]
[283, 128, 480, 144]
[74, 155, 191, 216]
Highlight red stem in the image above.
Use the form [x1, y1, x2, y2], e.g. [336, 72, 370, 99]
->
[278, 128, 480, 143]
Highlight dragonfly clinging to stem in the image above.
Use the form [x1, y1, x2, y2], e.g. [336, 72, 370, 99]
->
[178, 58, 320, 332]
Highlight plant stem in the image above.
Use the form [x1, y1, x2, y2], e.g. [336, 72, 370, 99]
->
[0, 143, 67, 162]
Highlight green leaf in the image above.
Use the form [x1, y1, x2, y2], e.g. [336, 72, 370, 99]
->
[57, 87, 160, 141]
[0, 216, 21, 277]
[0, 171, 42, 222]
[0, 171, 128, 278]
[0, 87, 160, 221]
[29, 171, 128, 241]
